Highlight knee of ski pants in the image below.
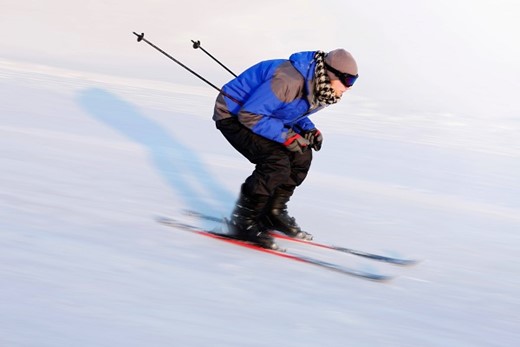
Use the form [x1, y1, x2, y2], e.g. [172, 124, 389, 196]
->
[257, 150, 312, 192]
[289, 148, 313, 186]
[247, 157, 291, 195]
[245, 149, 313, 196]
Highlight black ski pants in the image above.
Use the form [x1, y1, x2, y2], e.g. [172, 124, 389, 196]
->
[216, 117, 312, 197]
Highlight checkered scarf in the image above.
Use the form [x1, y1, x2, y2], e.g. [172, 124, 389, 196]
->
[313, 51, 341, 106]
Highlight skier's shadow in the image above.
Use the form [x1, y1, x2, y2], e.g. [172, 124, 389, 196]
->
[77, 87, 234, 222]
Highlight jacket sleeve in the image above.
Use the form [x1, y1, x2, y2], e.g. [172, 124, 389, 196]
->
[236, 78, 296, 143]
[293, 117, 316, 133]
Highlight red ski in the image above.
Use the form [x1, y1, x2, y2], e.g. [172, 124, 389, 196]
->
[157, 216, 393, 282]
[183, 210, 419, 266]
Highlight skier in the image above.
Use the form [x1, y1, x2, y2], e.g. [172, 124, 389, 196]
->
[213, 49, 358, 249]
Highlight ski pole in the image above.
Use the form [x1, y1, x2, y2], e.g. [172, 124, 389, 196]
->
[133, 32, 222, 92]
[191, 40, 237, 77]
[132, 32, 243, 105]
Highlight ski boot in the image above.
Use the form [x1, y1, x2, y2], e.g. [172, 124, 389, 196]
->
[228, 189, 279, 250]
[262, 188, 313, 240]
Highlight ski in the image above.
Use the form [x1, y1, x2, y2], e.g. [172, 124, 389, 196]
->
[156, 216, 393, 282]
[271, 232, 418, 266]
[183, 210, 418, 266]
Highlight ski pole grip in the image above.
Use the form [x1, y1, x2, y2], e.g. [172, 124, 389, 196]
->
[133, 32, 145, 42]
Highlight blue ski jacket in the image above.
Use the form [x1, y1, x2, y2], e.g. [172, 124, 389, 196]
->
[213, 51, 326, 143]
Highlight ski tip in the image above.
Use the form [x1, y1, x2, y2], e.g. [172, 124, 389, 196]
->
[349, 271, 394, 282]
[373, 274, 395, 282]
[386, 257, 421, 266]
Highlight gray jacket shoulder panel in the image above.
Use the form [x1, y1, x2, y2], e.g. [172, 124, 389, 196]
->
[270, 61, 305, 103]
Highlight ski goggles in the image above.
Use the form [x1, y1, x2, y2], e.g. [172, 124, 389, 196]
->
[324, 62, 358, 88]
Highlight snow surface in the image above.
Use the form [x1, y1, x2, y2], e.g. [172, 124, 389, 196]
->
[1, 1, 520, 346]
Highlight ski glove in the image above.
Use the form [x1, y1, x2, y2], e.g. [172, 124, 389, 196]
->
[284, 129, 310, 153]
[303, 128, 323, 151]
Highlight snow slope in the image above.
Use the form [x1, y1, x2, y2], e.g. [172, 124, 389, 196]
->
[1, 1, 520, 346]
